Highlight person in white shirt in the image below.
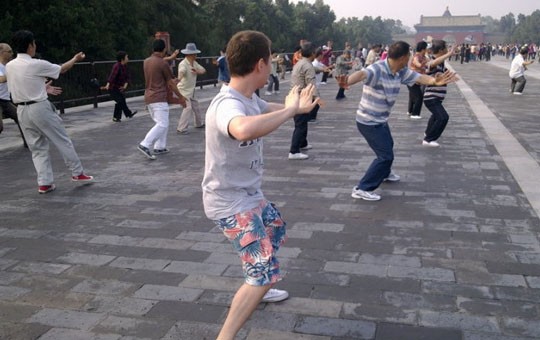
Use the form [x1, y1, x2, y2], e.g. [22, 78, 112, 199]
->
[176, 43, 206, 134]
[6, 30, 94, 194]
[509, 46, 534, 95]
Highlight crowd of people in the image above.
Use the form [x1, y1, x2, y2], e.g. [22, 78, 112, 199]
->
[4, 27, 539, 339]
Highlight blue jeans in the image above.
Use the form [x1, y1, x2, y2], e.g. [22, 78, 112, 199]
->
[356, 122, 393, 191]
[424, 99, 449, 142]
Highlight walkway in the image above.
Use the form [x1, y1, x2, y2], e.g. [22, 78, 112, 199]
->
[1, 56, 540, 340]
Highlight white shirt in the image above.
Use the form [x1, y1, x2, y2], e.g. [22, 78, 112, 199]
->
[6, 53, 61, 103]
[312, 59, 325, 84]
[0, 63, 9, 100]
[509, 54, 526, 79]
[202, 85, 268, 220]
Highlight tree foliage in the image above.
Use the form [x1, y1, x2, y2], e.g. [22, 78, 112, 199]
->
[1, 0, 538, 63]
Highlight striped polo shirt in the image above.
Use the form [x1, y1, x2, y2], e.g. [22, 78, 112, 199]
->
[356, 60, 420, 125]
[423, 59, 447, 101]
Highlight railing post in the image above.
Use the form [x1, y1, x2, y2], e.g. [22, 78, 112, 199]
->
[92, 62, 98, 108]
[59, 97, 65, 115]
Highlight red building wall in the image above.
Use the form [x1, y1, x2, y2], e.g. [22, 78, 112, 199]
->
[415, 31, 485, 44]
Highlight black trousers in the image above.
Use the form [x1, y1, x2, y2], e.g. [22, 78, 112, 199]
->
[336, 87, 346, 99]
[109, 89, 133, 119]
[0, 99, 28, 147]
[407, 84, 424, 116]
[290, 113, 310, 153]
[308, 102, 320, 121]
[322, 71, 329, 82]
[424, 99, 449, 142]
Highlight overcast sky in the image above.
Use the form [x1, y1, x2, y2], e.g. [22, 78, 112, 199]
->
[294, 0, 539, 28]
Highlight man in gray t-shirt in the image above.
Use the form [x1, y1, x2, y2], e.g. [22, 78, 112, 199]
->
[201, 30, 319, 339]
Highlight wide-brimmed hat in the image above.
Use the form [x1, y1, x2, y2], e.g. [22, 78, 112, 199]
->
[181, 43, 201, 55]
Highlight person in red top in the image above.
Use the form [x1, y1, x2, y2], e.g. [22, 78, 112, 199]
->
[104, 51, 137, 122]
[137, 39, 185, 160]
[321, 40, 333, 84]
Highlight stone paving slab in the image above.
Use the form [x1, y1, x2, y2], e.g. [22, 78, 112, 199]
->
[1, 59, 540, 339]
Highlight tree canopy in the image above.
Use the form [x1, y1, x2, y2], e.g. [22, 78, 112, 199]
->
[1, 1, 538, 62]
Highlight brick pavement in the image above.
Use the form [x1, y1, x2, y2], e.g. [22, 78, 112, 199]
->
[1, 56, 540, 339]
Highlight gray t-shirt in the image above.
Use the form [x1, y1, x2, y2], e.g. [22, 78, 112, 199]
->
[202, 85, 269, 220]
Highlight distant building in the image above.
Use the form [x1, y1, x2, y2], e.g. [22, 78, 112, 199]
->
[414, 7, 485, 44]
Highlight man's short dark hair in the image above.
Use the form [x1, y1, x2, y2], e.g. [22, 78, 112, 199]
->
[152, 39, 166, 52]
[300, 42, 315, 58]
[431, 40, 447, 54]
[388, 41, 410, 59]
[12, 30, 34, 54]
[116, 51, 127, 62]
[226, 30, 271, 77]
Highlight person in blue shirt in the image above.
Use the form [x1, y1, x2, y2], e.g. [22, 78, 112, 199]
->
[217, 46, 230, 85]
[338, 41, 458, 201]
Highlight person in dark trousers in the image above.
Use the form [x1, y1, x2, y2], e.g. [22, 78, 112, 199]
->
[407, 41, 429, 119]
[0, 42, 27, 147]
[422, 40, 457, 148]
[509, 46, 534, 95]
[104, 51, 137, 122]
[288, 41, 320, 160]
[338, 41, 458, 201]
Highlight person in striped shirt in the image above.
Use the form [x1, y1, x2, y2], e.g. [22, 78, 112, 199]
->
[422, 40, 457, 148]
[338, 41, 458, 201]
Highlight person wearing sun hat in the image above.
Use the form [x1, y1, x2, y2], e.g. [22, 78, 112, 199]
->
[176, 42, 206, 134]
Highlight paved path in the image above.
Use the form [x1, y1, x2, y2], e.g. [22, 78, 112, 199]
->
[1, 56, 540, 340]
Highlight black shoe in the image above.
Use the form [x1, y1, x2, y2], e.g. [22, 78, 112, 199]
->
[112, 118, 121, 122]
[195, 124, 205, 129]
[153, 148, 170, 155]
[137, 144, 156, 160]
[128, 110, 138, 118]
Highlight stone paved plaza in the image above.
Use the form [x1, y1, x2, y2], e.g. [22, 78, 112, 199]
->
[1, 56, 540, 339]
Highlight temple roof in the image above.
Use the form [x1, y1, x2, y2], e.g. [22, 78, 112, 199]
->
[415, 6, 484, 28]
[416, 14, 484, 27]
[443, 6, 452, 17]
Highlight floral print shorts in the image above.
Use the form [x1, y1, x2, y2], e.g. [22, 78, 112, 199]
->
[215, 200, 287, 286]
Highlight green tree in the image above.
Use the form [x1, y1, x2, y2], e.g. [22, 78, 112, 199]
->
[511, 10, 540, 43]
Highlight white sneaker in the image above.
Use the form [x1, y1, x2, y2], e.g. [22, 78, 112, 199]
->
[422, 140, 440, 147]
[409, 115, 422, 119]
[512, 92, 523, 95]
[300, 144, 313, 150]
[261, 288, 289, 303]
[288, 152, 309, 160]
[384, 172, 400, 182]
[351, 187, 381, 201]
[265, 91, 273, 95]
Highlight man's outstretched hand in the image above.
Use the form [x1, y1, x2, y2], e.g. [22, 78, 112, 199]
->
[285, 84, 320, 114]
